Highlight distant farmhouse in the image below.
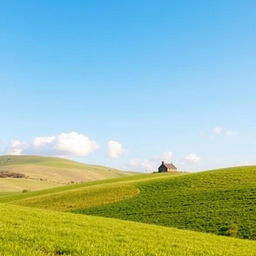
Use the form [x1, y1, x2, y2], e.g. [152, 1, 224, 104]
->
[158, 161, 177, 173]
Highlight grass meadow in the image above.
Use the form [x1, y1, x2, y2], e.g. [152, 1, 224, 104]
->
[3, 166, 256, 239]
[79, 166, 256, 239]
[1, 203, 256, 256]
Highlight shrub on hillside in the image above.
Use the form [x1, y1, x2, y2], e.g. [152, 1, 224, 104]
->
[219, 224, 239, 237]
[0, 171, 26, 178]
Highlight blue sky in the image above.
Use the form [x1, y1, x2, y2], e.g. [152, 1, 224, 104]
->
[0, 0, 256, 172]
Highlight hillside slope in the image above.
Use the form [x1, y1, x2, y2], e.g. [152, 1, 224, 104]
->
[7, 166, 256, 239]
[0, 155, 133, 191]
[0, 178, 62, 192]
[81, 166, 256, 239]
[1, 203, 256, 256]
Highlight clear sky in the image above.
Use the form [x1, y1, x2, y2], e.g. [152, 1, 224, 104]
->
[0, 0, 256, 172]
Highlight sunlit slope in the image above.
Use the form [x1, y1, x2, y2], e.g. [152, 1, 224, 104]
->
[0, 155, 133, 191]
[2, 173, 171, 208]
[81, 166, 256, 239]
[5, 166, 256, 239]
[0, 178, 61, 192]
[0, 204, 256, 256]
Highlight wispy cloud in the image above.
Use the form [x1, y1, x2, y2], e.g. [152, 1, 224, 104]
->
[129, 151, 173, 172]
[213, 127, 224, 135]
[184, 153, 201, 164]
[213, 127, 237, 137]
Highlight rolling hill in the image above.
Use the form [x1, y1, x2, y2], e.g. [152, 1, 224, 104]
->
[1, 203, 256, 256]
[0, 155, 134, 191]
[5, 166, 256, 239]
[78, 166, 256, 239]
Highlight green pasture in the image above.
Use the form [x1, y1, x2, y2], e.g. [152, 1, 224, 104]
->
[6, 166, 256, 239]
[0, 203, 256, 256]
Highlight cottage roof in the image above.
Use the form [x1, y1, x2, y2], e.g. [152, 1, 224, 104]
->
[162, 162, 177, 169]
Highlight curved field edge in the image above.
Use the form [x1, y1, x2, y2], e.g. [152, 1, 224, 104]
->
[1, 204, 256, 256]
[12, 184, 140, 211]
[0, 172, 177, 204]
[76, 166, 256, 240]
[4, 166, 256, 239]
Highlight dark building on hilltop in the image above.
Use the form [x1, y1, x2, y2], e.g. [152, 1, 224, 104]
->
[158, 161, 177, 173]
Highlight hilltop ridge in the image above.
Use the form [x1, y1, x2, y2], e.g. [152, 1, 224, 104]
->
[0, 155, 134, 191]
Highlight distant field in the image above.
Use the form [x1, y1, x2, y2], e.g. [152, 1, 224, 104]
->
[0, 173, 171, 203]
[0, 155, 134, 191]
[0, 178, 61, 192]
[7, 166, 256, 239]
[1, 203, 256, 256]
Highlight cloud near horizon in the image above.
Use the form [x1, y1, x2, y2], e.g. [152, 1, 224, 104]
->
[185, 153, 201, 164]
[6, 132, 99, 157]
[6, 140, 28, 155]
[107, 140, 124, 158]
[129, 152, 174, 172]
[213, 127, 237, 137]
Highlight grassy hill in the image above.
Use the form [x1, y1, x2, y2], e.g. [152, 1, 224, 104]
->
[1, 203, 256, 256]
[80, 166, 256, 239]
[0, 178, 62, 192]
[0, 155, 133, 191]
[5, 166, 256, 239]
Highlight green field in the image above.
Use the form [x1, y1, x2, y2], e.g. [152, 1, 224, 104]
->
[1, 203, 256, 256]
[3, 166, 256, 239]
[1, 163, 256, 255]
[78, 166, 256, 240]
[0, 155, 134, 191]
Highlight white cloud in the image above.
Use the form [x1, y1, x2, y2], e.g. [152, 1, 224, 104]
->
[107, 140, 124, 158]
[33, 136, 55, 148]
[185, 153, 201, 164]
[213, 127, 223, 135]
[129, 151, 174, 172]
[129, 158, 155, 172]
[6, 140, 27, 155]
[6, 132, 99, 157]
[140, 159, 155, 171]
[55, 132, 98, 156]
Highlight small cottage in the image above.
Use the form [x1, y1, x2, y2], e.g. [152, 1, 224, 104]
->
[158, 161, 177, 173]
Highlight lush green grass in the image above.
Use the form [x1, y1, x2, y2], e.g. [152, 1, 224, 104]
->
[0, 172, 177, 204]
[13, 183, 139, 211]
[1, 203, 256, 256]
[0, 192, 18, 199]
[8, 166, 256, 239]
[4, 173, 180, 213]
[0, 155, 134, 191]
[2, 166, 255, 239]
[0, 173, 151, 203]
[79, 166, 256, 239]
[1, 166, 256, 255]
